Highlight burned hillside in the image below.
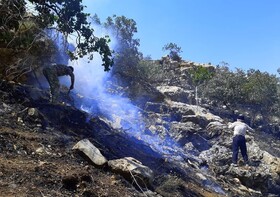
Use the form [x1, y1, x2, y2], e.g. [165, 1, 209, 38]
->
[1, 72, 280, 197]
[1, 1, 280, 196]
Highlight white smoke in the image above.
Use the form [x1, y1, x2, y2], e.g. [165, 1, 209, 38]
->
[59, 25, 186, 158]
[62, 25, 145, 130]
[60, 24, 116, 99]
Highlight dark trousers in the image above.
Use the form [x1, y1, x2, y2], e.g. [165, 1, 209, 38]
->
[43, 67, 60, 102]
[232, 135, 248, 164]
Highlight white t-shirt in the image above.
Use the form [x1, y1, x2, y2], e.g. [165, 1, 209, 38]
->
[228, 121, 254, 136]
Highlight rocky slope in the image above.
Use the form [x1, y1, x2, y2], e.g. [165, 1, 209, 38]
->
[0, 80, 224, 197]
[0, 60, 280, 197]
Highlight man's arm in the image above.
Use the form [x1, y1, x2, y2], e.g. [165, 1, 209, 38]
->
[246, 124, 254, 132]
[228, 122, 235, 129]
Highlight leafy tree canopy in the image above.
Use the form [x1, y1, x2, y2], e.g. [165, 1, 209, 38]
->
[201, 65, 280, 115]
[244, 69, 279, 108]
[92, 14, 142, 76]
[105, 15, 141, 61]
[189, 65, 214, 86]
[162, 42, 182, 62]
[0, 0, 113, 71]
[188, 65, 214, 105]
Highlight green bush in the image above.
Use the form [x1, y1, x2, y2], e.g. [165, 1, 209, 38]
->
[201, 66, 280, 116]
[137, 60, 174, 83]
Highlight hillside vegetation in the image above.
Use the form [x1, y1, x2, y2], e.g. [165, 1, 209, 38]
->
[1, 1, 279, 124]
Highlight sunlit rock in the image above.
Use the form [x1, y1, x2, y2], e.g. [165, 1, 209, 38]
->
[156, 85, 192, 103]
[72, 139, 107, 166]
[205, 121, 227, 139]
[108, 157, 154, 187]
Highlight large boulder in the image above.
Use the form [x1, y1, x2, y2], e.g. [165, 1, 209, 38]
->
[168, 101, 223, 127]
[108, 157, 154, 188]
[156, 85, 192, 103]
[72, 139, 107, 166]
[168, 121, 202, 145]
[205, 121, 228, 139]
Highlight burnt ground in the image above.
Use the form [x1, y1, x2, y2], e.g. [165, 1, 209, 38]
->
[0, 127, 221, 197]
[0, 81, 225, 197]
[0, 120, 144, 197]
[0, 81, 144, 197]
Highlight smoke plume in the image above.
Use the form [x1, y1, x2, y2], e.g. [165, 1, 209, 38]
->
[58, 25, 186, 159]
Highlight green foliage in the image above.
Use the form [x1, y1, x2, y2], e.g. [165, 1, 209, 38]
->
[188, 65, 214, 105]
[188, 65, 214, 86]
[243, 69, 279, 111]
[28, 0, 113, 71]
[202, 66, 247, 105]
[0, 0, 113, 72]
[97, 15, 142, 76]
[201, 65, 280, 115]
[137, 60, 171, 83]
[162, 43, 182, 62]
[0, 0, 56, 81]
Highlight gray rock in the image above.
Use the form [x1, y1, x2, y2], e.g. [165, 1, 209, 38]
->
[156, 85, 192, 103]
[169, 121, 201, 143]
[205, 121, 227, 139]
[108, 157, 154, 188]
[72, 139, 107, 166]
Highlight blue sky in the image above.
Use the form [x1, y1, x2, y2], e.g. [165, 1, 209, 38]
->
[84, 0, 280, 75]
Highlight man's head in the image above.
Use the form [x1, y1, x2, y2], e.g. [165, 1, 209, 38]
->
[68, 66, 74, 72]
[237, 114, 245, 122]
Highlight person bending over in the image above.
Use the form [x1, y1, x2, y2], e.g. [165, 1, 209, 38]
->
[43, 64, 74, 103]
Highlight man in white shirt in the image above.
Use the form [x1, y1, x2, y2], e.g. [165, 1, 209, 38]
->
[228, 114, 254, 166]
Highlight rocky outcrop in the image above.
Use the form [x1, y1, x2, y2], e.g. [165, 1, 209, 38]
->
[141, 98, 280, 196]
[199, 122, 280, 196]
[1, 78, 280, 197]
[156, 85, 193, 103]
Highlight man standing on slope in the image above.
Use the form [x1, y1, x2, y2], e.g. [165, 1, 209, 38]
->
[43, 64, 75, 103]
[228, 114, 254, 167]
